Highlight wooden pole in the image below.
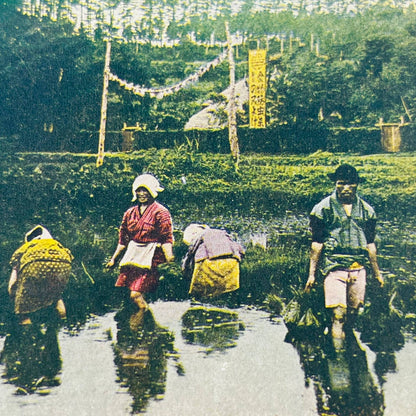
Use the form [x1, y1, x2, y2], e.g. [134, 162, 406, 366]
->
[401, 96, 412, 121]
[96, 40, 111, 167]
[225, 22, 240, 167]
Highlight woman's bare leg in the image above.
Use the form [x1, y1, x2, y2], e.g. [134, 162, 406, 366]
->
[130, 291, 148, 309]
[55, 298, 67, 319]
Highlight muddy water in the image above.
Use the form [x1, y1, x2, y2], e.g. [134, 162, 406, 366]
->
[0, 300, 415, 416]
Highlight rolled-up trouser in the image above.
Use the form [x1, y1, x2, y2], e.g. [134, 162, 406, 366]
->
[324, 268, 366, 309]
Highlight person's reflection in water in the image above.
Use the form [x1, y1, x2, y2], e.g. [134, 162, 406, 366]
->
[181, 306, 245, 354]
[113, 306, 179, 414]
[286, 330, 385, 416]
[0, 319, 62, 395]
[357, 285, 404, 386]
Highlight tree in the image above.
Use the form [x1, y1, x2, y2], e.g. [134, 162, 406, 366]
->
[360, 36, 394, 78]
[0, 8, 102, 150]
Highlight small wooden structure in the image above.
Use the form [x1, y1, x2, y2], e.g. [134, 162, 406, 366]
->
[121, 123, 143, 151]
[376, 118, 406, 153]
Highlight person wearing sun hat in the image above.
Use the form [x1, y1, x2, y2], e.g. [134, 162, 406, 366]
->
[106, 173, 174, 310]
[304, 164, 383, 349]
[9, 225, 73, 325]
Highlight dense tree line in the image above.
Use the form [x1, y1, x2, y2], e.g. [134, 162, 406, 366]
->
[267, 8, 416, 127]
[1, 1, 416, 151]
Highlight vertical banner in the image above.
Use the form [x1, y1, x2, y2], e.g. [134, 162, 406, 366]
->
[249, 49, 267, 129]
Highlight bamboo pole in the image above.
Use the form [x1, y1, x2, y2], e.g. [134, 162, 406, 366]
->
[225, 22, 240, 167]
[401, 96, 412, 121]
[96, 40, 111, 167]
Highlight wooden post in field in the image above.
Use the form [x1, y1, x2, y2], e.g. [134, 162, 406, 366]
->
[225, 22, 240, 167]
[96, 40, 111, 167]
[377, 117, 407, 153]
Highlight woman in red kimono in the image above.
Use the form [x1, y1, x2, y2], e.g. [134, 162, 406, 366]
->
[106, 174, 174, 310]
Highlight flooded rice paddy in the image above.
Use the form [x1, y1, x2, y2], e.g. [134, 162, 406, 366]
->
[0, 300, 415, 416]
[1, 214, 416, 415]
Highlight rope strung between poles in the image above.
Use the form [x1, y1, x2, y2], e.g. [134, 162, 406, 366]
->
[108, 49, 228, 98]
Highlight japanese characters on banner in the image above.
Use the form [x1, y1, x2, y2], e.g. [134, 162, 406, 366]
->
[249, 49, 267, 129]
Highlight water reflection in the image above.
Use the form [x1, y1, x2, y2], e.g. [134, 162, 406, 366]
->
[113, 306, 178, 414]
[0, 322, 62, 395]
[357, 286, 405, 386]
[181, 306, 245, 354]
[287, 331, 385, 416]
[283, 274, 408, 416]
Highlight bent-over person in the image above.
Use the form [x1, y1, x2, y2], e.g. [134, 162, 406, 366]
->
[182, 224, 245, 299]
[9, 225, 72, 325]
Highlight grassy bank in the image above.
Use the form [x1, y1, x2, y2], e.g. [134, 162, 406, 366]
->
[2, 149, 415, 259]
[3, 149, 416, 223]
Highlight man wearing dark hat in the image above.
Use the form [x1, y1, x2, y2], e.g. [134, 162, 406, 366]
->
[305, 164, 384, 349]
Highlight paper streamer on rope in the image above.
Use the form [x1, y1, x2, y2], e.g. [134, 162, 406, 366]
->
[109, 49, 228, 98]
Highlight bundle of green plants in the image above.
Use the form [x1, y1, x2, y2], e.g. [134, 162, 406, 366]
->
[282, 286, 328, 337]
[239, 238, 309, 305]
[358, 289, 405, 353]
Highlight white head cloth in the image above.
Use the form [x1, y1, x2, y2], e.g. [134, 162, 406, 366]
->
[132, 173, 164, 201]
[183, 223, 209, 245]
[25, 225, 53, 242]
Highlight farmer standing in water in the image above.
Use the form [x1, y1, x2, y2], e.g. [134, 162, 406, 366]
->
[305, 164, 384, 349]
[106, 173, 174, 311]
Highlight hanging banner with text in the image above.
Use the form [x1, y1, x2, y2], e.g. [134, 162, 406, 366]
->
[249, 49, 267, 128]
